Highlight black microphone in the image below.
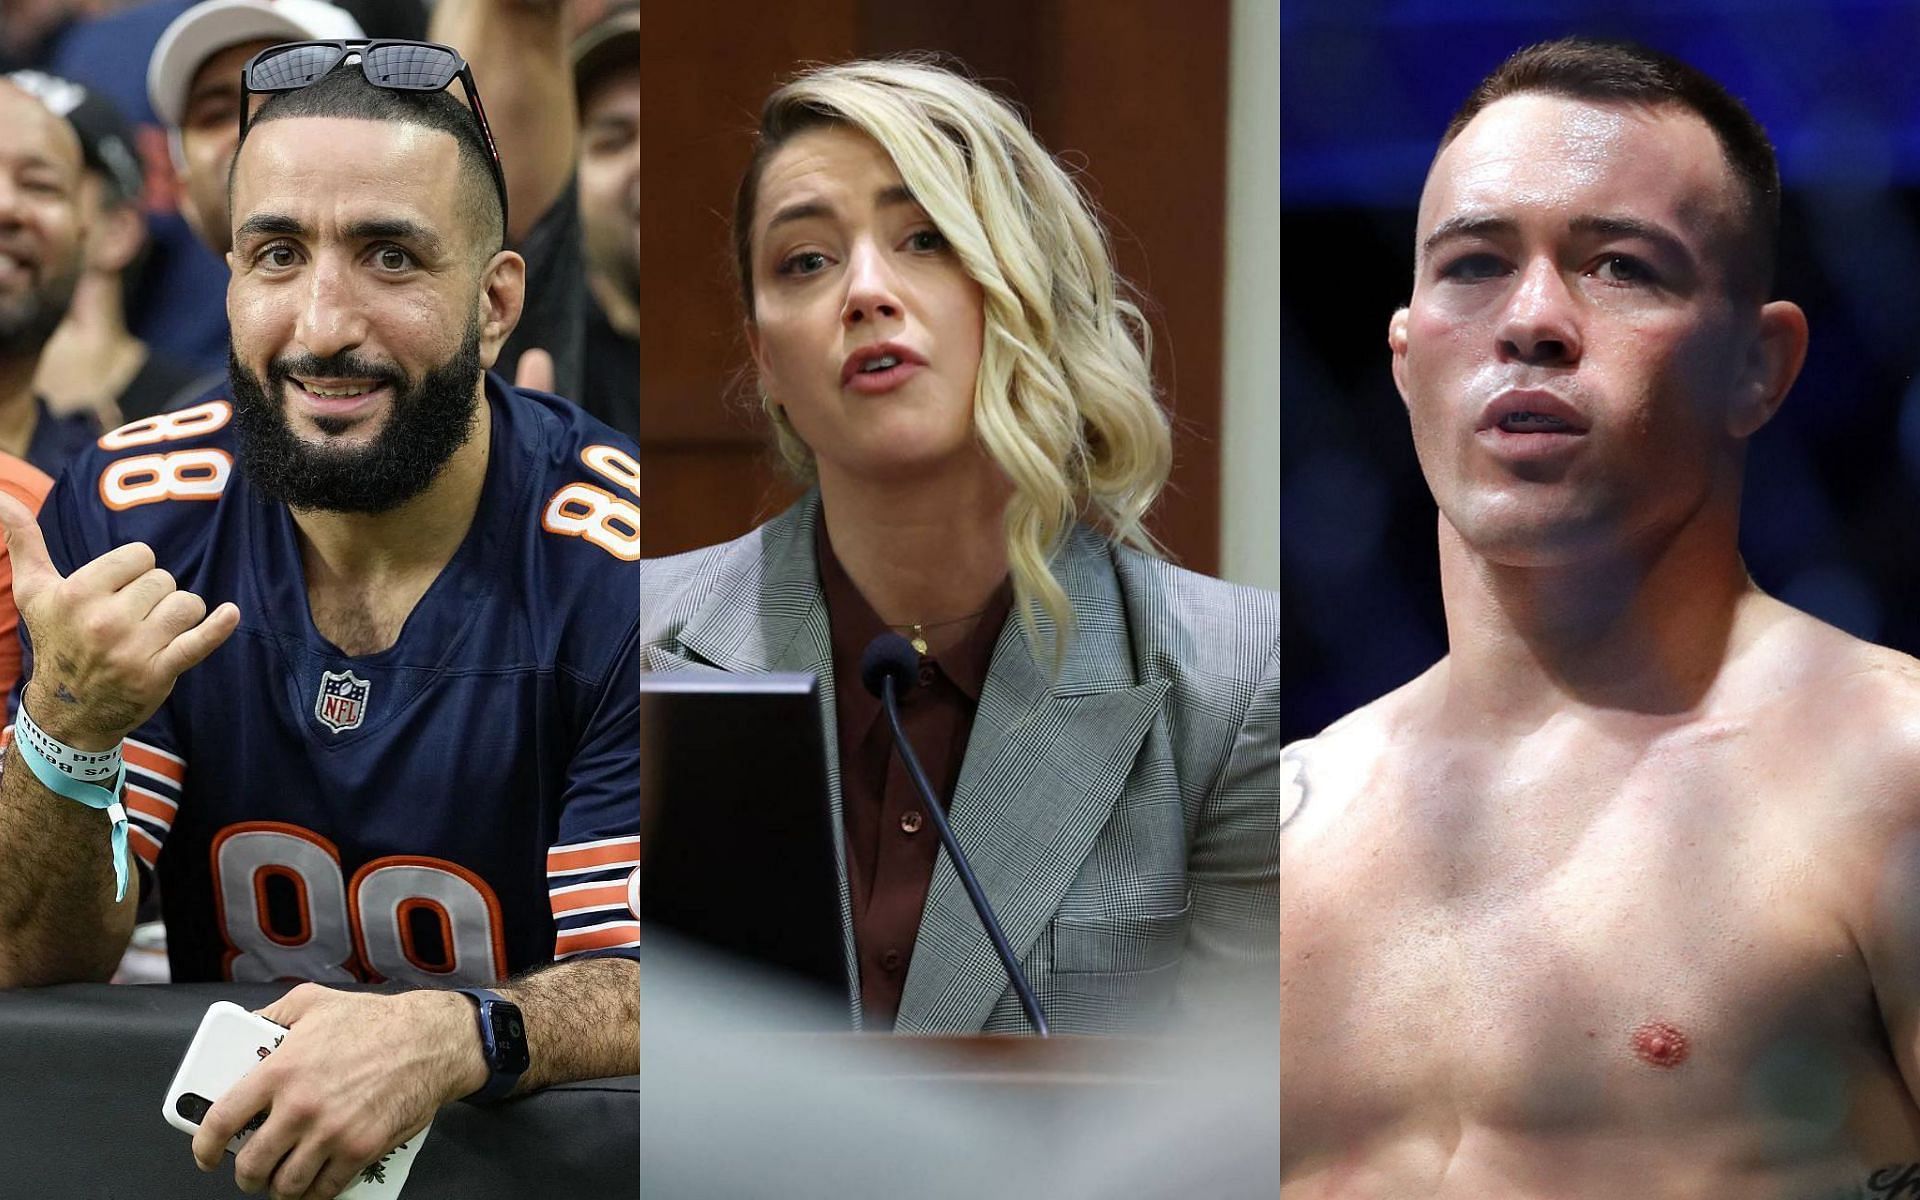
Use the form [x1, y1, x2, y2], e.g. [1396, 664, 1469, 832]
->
[859, 633, 1050, 1036]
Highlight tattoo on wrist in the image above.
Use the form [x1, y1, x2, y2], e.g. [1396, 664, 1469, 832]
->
[52, 683, 76, 705]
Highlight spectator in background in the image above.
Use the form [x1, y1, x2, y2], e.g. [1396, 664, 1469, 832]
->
[428, 0, 587, 400]
[570, 2, 637, 440]
[146, 0, 363, 262]
[0, 0, 90, 72]
[44, 0, 427, 373]
[0, 75, 75, 705]
[0, 76, 101, 476]
[0, 452, 50, 700]
[11, 71, 209, 426]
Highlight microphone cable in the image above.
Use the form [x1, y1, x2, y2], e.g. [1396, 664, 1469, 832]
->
[860, 633, 1050, 1036]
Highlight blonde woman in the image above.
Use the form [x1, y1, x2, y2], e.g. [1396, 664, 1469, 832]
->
[641, 59, 1278, 1034]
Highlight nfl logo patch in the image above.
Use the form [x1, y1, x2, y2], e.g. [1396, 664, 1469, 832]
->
[315, 669, 370, 734]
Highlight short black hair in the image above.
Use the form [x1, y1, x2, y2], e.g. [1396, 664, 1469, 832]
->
[1441, 37, 1780, 298]
[230, 61, 505, 254]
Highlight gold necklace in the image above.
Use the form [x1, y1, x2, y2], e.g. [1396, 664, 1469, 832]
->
[887, 606, 993, 656]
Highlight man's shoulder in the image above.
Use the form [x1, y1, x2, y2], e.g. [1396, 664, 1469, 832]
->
[500, 379, 639, 477]
[1726, 594, 1920, 724]
[1759, 618, 1920, 790]
[494, 381, 640, 578]
[1281, 666, 1440, 812]
[48, 397, 241, 554]
[1753, 613, 1920, 1014]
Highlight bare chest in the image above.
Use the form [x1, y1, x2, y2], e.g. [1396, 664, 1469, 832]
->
[1281, 744, 1892, 1147]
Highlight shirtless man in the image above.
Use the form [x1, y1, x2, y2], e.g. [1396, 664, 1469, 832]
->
[1280, 38, 1920, 1199]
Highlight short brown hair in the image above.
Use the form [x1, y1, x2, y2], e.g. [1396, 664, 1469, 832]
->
[1441, 37, 1780, 297]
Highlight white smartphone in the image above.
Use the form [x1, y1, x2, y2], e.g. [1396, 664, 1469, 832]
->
[161, 1000, 433, 1198]
[161, 1000, 286, 1153]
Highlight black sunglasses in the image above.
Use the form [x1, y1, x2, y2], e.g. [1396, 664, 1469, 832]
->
[239, 39, 509, 232]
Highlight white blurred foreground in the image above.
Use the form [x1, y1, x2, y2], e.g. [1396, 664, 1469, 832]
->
[640, 935, 1279, 1199]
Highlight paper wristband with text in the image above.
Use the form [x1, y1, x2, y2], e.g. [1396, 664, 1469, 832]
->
[12, 706, 130, 901]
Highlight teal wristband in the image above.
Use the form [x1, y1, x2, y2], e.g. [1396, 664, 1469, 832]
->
[12, 709, 130, 903]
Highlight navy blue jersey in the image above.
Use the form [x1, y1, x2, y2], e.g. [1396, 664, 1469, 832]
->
[27, 396, 100, 481]
[24, 374, 639, 985]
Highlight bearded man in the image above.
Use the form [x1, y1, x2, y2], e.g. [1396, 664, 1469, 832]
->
[0, 76, 99, 475]
[0, 49, 638, 1200]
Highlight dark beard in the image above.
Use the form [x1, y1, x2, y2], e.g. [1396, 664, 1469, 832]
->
[228, 320, 483, 515]
[0, 261, 79, 361]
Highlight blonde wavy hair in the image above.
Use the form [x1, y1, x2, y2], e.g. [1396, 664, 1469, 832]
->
[732, 57, 1173, 662]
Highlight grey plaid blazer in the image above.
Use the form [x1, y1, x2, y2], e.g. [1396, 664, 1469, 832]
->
[640, 493, 1279, 1034]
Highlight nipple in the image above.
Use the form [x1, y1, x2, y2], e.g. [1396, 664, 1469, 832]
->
[1630, 1020, 1690, 1068]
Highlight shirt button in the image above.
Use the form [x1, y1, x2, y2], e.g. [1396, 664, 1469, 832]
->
[900, 811, 923, 835]
[917, 664, 936, 687]
[881, 949, 903, 972]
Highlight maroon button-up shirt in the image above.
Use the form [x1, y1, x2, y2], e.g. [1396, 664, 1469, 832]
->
[816, 523, 1012, 1029]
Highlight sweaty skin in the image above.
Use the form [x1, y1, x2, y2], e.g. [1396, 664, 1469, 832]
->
[1279, 626, 1920, 1198]
[1281, 85, 1920, 1199]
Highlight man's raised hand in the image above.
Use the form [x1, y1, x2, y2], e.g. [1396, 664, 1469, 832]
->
[0, 492, 239, 751]
[513, 347, 555, 394]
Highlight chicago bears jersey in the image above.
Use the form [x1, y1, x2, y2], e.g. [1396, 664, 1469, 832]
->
[23, 374, 640, 985]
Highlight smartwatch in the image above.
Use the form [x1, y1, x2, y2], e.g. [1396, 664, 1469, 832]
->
[454, 988, 529, 1103]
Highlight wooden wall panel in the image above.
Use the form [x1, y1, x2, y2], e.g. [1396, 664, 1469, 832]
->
[643, 445, 800, 555]
[638, 0, 857, 442]
[636, 0, 851, 548]
[1046, 0, 1229, 575]
[639, 0, 1228, 571]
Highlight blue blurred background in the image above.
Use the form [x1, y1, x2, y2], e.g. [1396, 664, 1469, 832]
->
[1281, 0, 1920, 744]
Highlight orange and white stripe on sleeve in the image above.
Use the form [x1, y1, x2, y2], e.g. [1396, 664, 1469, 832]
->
[548, 834, 638, 959]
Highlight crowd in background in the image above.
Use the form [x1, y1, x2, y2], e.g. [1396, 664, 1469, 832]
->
[0, 0, 640, 947]
[0, 0, 636, 479]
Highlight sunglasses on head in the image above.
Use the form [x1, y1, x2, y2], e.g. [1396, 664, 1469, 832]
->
[239, 39, 509, 231]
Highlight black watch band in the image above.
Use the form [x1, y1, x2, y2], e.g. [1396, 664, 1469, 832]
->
[455, 987, 529, 1103]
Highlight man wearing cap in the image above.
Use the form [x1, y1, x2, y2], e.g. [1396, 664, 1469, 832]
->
[571, 2, 636, 440]
[0, 72, 102, 477]
[11, 70, 210, 425]
[147, 0, 365, 262]
[425, 0, 588, 400]
[428, 0, 634, 431]
[148, 0, 579, 396]
[0, 77, 71, 699]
